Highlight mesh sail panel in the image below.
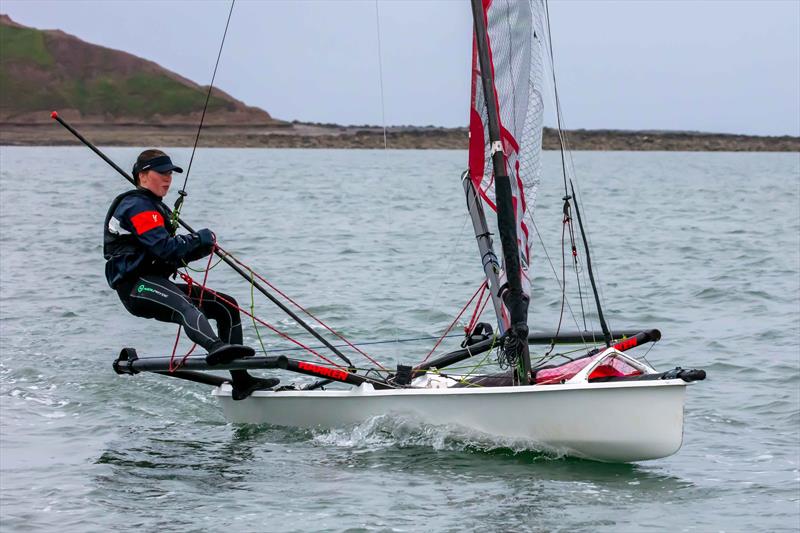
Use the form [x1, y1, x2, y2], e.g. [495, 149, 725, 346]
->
[468, 0, 545, 300]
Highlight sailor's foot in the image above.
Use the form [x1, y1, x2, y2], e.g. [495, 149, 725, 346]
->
[206, 342, 256, 365]
[231, 376, 280, 401]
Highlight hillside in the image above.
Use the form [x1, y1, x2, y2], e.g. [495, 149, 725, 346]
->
[0, 14, 796, 151]
[0, 14, 278, 126]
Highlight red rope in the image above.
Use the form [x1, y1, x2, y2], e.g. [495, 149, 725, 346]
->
[419, 280, 488, 365]
[177, 273, 345, 370]
[168, 244, 216, 372]
[478, 293, 490, 317]
[168, 326, 184, 373]
[217, 244, 386, 370]
[464, 281, 489, 334]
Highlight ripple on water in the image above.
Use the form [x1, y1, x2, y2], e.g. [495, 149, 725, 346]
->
[1, 149, 798, 532]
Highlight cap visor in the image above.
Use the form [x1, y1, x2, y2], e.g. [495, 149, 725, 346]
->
[151, 163, 183, 173]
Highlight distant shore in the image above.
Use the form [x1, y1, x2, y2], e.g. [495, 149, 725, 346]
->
[2, 122, 797, 151]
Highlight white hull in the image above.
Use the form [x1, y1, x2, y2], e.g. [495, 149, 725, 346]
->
[214, 379, 688, 462]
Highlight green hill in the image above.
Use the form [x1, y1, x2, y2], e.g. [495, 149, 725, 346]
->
[0, 14, 276, 125]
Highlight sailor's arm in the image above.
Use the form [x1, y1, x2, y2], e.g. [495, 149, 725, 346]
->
[116, 198, 213, 262]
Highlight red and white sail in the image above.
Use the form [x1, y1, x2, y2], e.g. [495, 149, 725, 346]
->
[468, 0, 545, 327]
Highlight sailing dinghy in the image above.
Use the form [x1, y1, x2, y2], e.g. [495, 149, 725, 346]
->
[59, 0, 706, 462]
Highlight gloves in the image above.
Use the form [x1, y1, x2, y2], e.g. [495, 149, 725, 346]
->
[182, 228, 216, 263]
[196, 228, 215, 248]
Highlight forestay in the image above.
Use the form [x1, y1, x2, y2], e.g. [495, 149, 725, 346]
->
[468, 0, 546, 330]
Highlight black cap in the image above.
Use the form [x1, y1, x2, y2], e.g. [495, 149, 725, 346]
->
[139, 155, 183, 174]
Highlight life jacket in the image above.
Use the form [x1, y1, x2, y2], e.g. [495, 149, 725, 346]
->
[103, 189, 176, 289]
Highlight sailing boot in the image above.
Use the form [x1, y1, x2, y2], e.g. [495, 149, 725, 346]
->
[206, 341, 255, 365]
[230, 370, 279, 401]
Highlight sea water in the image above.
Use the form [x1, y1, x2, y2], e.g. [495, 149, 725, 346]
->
[1, 147, 798, 532]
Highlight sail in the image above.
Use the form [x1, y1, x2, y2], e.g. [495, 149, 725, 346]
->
[468, 0, 545, 329]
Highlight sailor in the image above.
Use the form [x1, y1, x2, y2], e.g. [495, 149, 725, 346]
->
[104, 149, 275, 397]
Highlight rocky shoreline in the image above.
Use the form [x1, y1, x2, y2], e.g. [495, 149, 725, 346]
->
[1, 121, 797, 151]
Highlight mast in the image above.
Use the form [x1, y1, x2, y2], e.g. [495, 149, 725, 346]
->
[469, 0, 531, 383]
[462, 171, 507, 334]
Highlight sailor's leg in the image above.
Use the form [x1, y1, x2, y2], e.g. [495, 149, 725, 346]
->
[178, 284, 277, 397]
[180, 286, 244, 345]
[120, 275, 219, 351]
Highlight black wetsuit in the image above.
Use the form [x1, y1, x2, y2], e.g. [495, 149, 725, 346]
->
[117, 274, 244, 350]
[104, 188, 274, 398]
[104, 188, 232, 351]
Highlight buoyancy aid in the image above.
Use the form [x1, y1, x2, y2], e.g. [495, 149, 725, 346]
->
[103, 188, 206, 290]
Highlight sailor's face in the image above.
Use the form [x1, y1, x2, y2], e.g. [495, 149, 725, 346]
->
[139, 169, 173, 198]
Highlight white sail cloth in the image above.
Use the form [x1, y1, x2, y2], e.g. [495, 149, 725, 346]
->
[468, 0, 545, 327]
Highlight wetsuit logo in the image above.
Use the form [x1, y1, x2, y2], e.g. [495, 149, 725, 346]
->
[136, 284, 167, 298]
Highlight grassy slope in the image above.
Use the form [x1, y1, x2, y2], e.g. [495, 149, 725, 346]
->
[0, 22, 53, 65]
[0, 23, 233, 118]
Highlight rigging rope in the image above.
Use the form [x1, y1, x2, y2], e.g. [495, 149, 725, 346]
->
[456, 334, 498, 386]
[540, 0, 607, 346]
[565, 202, 587, 329]
[373, 0, 388, 150]
[544, 0, 616, 342]
[528, 211, 588, 341]
[419, 280, 488, 365]
[216, 244, 386, 370]
[544, 195, 588, 355]
[165, 241, 359, 373]
[266, 332, 465, 354]
[249, 268, 270, 357]
[181, 277, 346, 369]
[464, 282, 490, 335]
[545, 205, 569, 356]
[170, 0, 236, 231]
[168, 246, 216, 372]
[543, 1, 570, 201]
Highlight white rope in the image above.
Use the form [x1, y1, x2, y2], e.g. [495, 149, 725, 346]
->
[374, 0, 388, 150]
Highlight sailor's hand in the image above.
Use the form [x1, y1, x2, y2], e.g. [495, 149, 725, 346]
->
[196, 228, 216, 248]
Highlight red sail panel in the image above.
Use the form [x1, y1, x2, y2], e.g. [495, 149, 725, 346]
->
[469, 0, 545, 327]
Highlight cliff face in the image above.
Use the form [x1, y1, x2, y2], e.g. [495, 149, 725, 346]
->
[0, 14, 279, 126]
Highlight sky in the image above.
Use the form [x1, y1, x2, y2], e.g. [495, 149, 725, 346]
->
[3, 0, 799, 136]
